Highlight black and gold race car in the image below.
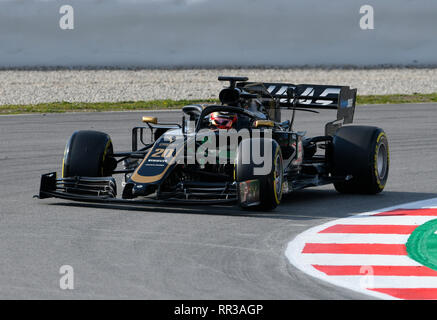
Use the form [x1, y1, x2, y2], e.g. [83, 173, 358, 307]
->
[37, 76, 389, 210]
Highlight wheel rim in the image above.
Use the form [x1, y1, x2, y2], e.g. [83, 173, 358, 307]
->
[377, 143, 388, 179]
[274, 153, 283, 200]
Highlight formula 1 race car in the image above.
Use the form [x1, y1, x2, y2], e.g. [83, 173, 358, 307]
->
[37, 76, 389, 210]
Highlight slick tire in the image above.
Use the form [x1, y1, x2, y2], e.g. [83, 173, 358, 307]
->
[62, 130, 116, 178]
[331, 126, 389, 194]
[235, 138, 283, 210]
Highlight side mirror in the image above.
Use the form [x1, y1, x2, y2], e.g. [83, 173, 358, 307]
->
[142, 116, 158, 124]
[253, 120, 274, 128]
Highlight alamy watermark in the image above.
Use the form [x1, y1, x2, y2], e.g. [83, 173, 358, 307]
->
[359, 5, 374, 30]
[359, 265, 375, 289]
[59, 4, 374, 32]
[59, 5, 74, 30]
[59, 265, 74, 290]
[157, 122, 275, 176]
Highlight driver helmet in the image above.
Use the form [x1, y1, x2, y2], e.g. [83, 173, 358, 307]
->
[209, 112, 237, 129]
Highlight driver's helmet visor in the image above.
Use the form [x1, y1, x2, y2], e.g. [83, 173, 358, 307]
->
[209, 112, 237, 129]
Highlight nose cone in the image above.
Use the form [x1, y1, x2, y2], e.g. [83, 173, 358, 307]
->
[132, 183, 157, 197]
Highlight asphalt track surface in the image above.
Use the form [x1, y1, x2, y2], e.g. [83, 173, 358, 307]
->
[1, 104, 437, 299]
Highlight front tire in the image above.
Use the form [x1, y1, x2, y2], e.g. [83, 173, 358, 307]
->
[331, 126, 389, 194]
[235, 138, 283, 210]
[62, 130, 116, 178]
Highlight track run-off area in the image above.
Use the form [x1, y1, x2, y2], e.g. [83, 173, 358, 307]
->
[0, 103, 437, 299]
[286, 198, 437, 300]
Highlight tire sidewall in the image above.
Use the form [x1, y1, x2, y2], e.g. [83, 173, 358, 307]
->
[332, 126, 389, 194]
[62, 130, 113, 178]
[236, 138, 283, 209]
[372, 131, 389, 191]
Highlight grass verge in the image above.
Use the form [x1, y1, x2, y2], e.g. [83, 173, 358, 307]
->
[1, 93, 437, 115]
[357, 92, 437, 105]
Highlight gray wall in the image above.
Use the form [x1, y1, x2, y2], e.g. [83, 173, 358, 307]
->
[0, 0, 436, 67]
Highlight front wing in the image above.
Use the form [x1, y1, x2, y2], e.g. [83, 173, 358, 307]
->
[36, 172, 239, 206]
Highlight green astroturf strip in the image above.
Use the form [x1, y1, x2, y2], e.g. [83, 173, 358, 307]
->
[406, 219, 437, 271]
[1, 93, 437, 115]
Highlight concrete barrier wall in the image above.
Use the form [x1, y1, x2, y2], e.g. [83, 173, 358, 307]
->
[0, 0, 435, 67]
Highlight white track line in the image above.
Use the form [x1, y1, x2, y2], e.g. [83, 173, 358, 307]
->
[307, 234, 410, 244]
[297, 254, 420, 266]
[329, 276, 437, 289]
[327, 216, 437, 226]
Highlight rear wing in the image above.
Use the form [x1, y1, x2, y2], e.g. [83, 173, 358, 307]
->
[237, 82, 357, 136]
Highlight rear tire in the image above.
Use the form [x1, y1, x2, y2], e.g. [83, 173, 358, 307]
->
[62, 130, 116, 178]
[235, 138, 283, 210]
[331, 126, 389, 194]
